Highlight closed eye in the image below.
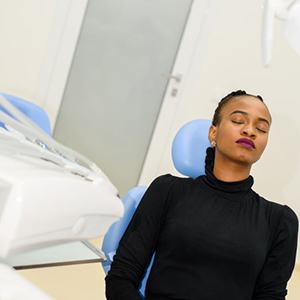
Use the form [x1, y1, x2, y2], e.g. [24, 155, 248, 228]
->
[232, 120, 268, 133]
[257, 128, 267, 133]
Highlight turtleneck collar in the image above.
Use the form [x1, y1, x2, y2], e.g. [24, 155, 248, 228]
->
[203, 147, 254, 193]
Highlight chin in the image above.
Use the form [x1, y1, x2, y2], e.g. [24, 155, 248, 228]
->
[235, 153, 259, 165]
[227, 149, 255, 165]
[217, 147, 258, 165]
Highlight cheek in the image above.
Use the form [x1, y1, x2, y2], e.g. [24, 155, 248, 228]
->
[216, 126, 236, 144]
[257, 135, 269, 152]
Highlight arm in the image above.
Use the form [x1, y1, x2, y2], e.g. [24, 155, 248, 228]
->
[252, 205, 299, 300]
[105, 174, 175, 300]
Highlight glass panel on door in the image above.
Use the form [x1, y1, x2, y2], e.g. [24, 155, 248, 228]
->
[54, 0, 193, 195]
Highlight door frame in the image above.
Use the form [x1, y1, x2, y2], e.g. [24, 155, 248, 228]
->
[36, 0, 89, 129]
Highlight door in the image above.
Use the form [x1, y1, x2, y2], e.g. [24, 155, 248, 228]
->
[53, 0, 196, 195]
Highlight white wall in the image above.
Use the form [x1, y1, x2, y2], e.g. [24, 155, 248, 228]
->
[0, 0, 87, 128]
[0, 0, 57, 106]
[141, 0, 300, 262]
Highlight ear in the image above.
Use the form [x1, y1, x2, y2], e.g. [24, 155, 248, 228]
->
[208, 125, 217, 144]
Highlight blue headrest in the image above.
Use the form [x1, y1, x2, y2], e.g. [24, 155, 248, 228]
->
[0, 93, 51, 135]
[171, 119, 211, 178]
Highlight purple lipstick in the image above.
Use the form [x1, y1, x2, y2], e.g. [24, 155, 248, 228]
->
[236, 138, 255, 149]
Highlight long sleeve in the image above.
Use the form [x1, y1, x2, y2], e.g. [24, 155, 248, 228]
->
[105, 174, 175, 300]
[252, 205, 299, 300]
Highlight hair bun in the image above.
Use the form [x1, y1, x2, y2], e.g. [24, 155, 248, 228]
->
[205, 147, 215, 175]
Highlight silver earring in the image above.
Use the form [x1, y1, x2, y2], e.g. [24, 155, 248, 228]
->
[211, 141, 216, 147]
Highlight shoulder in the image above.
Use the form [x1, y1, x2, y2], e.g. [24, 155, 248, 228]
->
[143, 174, 183, 198]
[260, 196, 299, 233]
[253, 193, 285, 217]
[253, 194, 298, 233]
[150, 174, 194, 190]
[147, 174, 195, 203]
[254, 193, 287, 215]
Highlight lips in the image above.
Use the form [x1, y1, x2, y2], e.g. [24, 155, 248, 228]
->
[236, 138, 255, 149]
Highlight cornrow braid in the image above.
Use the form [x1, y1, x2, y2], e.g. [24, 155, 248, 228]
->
[212, 90, 264, 126]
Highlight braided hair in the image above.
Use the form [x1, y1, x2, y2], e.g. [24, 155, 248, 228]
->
[212, 90, 264, 126]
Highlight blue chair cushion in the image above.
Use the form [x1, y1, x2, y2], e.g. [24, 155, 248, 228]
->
[102, 186, 147, 274]
[0, 93, 51, 135]
[172, 119, 211, 178]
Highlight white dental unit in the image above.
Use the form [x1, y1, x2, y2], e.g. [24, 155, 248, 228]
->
[0, 95, 123, 299]
[262, 0, 300, 65]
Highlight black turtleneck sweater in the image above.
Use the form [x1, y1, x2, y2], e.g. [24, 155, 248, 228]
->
[105, 148, 299, 300]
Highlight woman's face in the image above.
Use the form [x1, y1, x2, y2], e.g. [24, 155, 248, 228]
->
[209, 96, 272, 166]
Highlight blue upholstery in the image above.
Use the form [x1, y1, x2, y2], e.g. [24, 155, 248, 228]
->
[172, 119, 211, 178]
[0, 93, 51, 135]
[101, 119, 212, 296]
[102, 186, 147, 274]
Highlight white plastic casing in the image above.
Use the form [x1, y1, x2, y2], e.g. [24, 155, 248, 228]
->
[0, 153, 124, 258]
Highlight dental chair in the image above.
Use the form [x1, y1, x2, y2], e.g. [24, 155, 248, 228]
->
[101, 118, 211, 296]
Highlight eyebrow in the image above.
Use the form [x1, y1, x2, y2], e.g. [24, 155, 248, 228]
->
[230, 110, 270, 126]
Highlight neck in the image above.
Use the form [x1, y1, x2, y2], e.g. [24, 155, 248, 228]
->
[213, 149, 251, 182]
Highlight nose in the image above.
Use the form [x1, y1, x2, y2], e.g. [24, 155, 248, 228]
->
[241, 123, 256, 137]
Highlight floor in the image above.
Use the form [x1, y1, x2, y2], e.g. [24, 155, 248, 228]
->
[20, 262, 300, 299]
[18, 237, 300, 299]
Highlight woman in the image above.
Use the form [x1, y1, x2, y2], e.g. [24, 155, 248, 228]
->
[105, 90, 299, 300]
